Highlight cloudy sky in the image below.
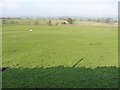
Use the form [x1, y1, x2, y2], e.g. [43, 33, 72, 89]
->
[0, 0, 119, 18]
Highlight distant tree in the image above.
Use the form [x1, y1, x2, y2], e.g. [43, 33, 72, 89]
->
[47, 20, 52, 25]
[15, 21, 18, 24]
[105, 18, 111, 23]
[2, 19, 6, 24]
[35, 21, 38, 25]
[96, 18, 101, 22]
[11, 20, 15, 24]
[87, 18, 92, 22]
[61, 21, 68, 24]
[67, 18, 74, 24]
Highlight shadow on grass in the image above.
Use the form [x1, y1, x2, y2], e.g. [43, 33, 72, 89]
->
[2, 66, 119, 88]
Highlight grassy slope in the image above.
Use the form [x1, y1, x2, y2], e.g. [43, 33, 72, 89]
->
[2, 21, 118, 88]
[3, 24, 118, 68]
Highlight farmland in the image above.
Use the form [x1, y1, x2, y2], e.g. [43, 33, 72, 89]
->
[2, 19, 118, 88]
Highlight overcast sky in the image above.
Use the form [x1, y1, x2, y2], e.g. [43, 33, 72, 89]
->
[0, 0, 119, 18]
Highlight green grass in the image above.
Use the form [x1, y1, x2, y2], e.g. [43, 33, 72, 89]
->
[3, 66, 118, 88]
[2, 21, 118, 88]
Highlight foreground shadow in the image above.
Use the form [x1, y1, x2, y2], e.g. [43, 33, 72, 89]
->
[2, 66, 119, 88]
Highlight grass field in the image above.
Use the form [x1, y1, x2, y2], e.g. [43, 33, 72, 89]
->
[2, 20, 118, 88]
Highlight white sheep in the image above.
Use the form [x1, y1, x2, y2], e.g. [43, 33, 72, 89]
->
[29, 29, 32, 32]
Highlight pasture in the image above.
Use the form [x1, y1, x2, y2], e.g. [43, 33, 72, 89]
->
[2, 19, 118, 88]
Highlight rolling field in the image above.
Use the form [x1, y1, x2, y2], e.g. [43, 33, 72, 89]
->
[2, 20, 118, 88]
